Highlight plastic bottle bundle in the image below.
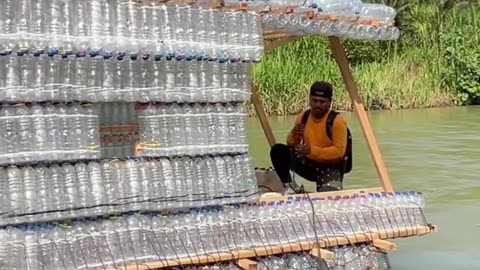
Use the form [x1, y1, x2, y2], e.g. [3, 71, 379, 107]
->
[138, 102, 249, 157]
[0, 154, 258, 225]
[0, 0, 264, 61]
[327, 244, 391, 270]
[257, 253, 328, 270]
[0, 102, 100, 165]
[170, 263, 242, 270]
[0, 192, 426, 269]
[261, 13, 400, 41]
[0, 55, 252, 103]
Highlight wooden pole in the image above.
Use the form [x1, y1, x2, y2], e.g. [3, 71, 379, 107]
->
[250, 82, 277, 147]
[328, 36, 394, 192]
[264, 36, 301, 51]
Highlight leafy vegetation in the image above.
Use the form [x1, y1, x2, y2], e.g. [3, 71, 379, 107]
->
[252, 1, 480, 115]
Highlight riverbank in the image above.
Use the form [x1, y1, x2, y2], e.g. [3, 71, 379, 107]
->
[249, 2, 479, 116]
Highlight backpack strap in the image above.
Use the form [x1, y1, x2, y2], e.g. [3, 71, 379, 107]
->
[301, 109, 311, 125]
[300, 109, 311, 144]
[326, 110, 339, 141]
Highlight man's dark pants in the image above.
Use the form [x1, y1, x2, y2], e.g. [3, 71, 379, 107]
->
[270, 144, 343, 192]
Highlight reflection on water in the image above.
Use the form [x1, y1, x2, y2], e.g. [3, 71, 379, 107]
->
[247, 106, 480, 269]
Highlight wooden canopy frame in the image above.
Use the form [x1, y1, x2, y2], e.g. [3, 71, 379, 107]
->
[253, 35, 394, 193]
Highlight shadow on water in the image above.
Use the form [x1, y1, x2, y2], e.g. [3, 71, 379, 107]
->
[247, 106, 480, 270]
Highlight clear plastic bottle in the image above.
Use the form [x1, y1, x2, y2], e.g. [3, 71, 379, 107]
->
[164, 60, 177, 102]
[45, 164, 65, 220]
[83, 103, 100, 159]
[42, 103, 60, 160]
[97, 218, 118, 268]
[168, 103, 186, 156]
[126, 214, 145, 263]
[99, 160, 115, 213]
[56, 104, 72, 160]
[205, 104, 218, 153]
[0, 226, 10, 268]
[0, 168, 8, 218]
[60, 163, 77, 218]
[192, 103, 208, 155]
[214, 103, 229, 153]
[0, 105, 18, 161]
[88, 161, 106, 215]
[15, 103, 33, 162]
[160, 158, 175, 208]
[8, 166, 25, 223]
[112, 160, 127, 213]
[4, 56, 21, 102]
[137, 160, 152, 211]
[150, 60, 166, 101]
[236, 103, 249, 151]
[34, 167, 52, 220]
[24, 225, 40, 270]
[90, 0, 105, 53]
[67, 103, 87, 159]
[125, 159, 142, 212]
[197, 60, 210, 102]
[74, 162, 92, 217]
[30, 0, 46, 55]
[31, 104, 48, 156]
[224, 103, 237, 153]
[139, 103, 157, 152]
[18, 55, 35, 102]
[86, 57, 104, 102]
[148, 159, 165, 210]
[182, 103, 195, 155]
[204, 156, 219, 203]
[71, 56, 88, 101]
[22, 166, 38, 222]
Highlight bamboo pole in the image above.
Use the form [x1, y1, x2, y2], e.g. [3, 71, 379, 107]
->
[328, 36, 394, 192]
[250, 82, 277, 147]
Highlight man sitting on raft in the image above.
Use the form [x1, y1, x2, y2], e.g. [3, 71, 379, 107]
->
[270, 81, 352, 193]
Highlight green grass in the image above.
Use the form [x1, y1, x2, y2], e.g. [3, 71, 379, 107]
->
[251, 38, 453, 116]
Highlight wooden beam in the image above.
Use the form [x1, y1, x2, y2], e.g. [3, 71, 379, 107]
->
[258, 187, 384, 203]
[310, 247, 335, 261]
[328, 36, 394, 192]
[372, 239, 397, 251]
[265, 36, 302, 52]
[237, 259, 257, 270]
[250, 82, 277, 147]
[105, 225, 435, 270]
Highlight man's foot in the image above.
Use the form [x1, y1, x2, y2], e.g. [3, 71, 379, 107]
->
[283, 182, 302, 195]
[284, 187, 297, 195]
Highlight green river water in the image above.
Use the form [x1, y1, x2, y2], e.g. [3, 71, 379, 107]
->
[246, 106, 480, 270]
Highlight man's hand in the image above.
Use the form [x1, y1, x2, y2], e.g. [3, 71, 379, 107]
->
[292, 124, 305, 137]
[295, 144, 311, 156]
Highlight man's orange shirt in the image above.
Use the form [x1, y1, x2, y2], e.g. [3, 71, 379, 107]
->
[287, 110, 348, 164]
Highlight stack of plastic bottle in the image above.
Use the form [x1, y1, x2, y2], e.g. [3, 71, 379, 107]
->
[0, 154, 257, 225]
[0, 0, 264, 60]
[255, 0, 400, 40]
[0, 192, 425, 269]
[138, 102, 249, 156]
[0, 102, 100, 165]
[0, 56, 252, 103]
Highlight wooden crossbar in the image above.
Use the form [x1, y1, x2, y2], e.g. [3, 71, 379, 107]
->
[105, 225, 436, 270]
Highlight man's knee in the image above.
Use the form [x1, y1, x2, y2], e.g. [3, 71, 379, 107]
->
[270, 143, 290, 159]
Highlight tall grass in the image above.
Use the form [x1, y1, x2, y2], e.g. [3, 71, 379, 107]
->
[251, 2, 479, 115]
